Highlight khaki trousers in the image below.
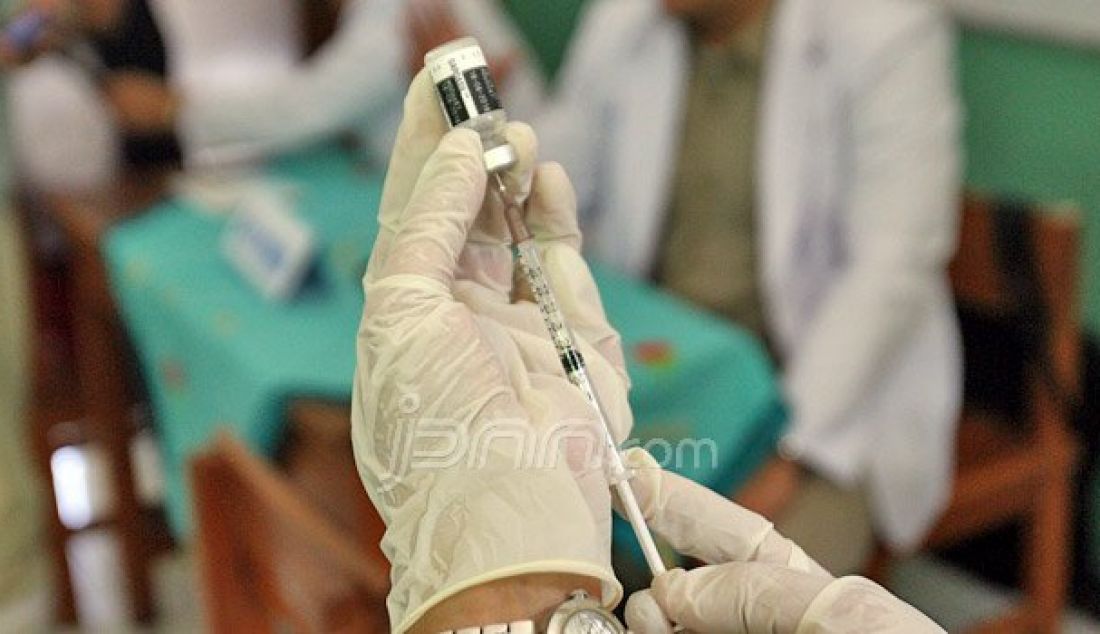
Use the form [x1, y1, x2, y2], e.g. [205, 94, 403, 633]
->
[773, 473, 875, 576]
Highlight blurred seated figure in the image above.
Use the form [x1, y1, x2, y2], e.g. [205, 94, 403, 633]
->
[9, 0, 172, 190]
[151, 0, 406, 168]
[114, 0, 548, 169]
[523, 0, 964, 573]
[10, 0, 408, 188]
[10, 0, 563, 189]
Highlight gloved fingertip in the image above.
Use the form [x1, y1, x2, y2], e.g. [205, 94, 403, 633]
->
[787, 542, 825, 576]
[623, 447, 660, 471]
[504, 121, 538, 165]
[437, 127, 484, 158]
[404, 67, 436, 112]
[396, 69, 447, 143]
[535, 160, 569, 184]
[618, 448, 662, 519]
[497, 122, 538, 203]
[652, 568, 687, 597]
[526, 162, 579, 239]
[625, 590, 675, 634]
[529, 161, 576, 211]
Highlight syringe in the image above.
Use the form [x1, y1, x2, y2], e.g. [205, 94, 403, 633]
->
[492, 172, 668, 578]
[425, 37, 669, 579]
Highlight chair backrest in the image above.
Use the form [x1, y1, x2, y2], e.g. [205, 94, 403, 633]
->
[192, 433, 390, 633]
[950, 194, 1083, 435]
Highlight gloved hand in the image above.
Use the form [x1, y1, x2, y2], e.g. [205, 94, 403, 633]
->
[351, 68, 631, 633]
[621, 449, 945, 634]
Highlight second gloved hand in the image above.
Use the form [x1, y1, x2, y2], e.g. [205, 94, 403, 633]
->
[621, 449, 945, 634]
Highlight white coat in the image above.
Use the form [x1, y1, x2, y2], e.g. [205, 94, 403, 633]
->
[520, 0, 964, 550]
[169, 0, 407, 167]
[169, 0, 543, 168]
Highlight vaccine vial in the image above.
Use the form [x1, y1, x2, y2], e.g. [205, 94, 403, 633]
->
[424, 37, 517, 174]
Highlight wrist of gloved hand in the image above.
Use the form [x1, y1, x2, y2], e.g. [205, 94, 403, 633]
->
[385, 464, 621, 633]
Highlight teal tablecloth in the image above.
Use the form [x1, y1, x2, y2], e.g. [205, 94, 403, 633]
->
[103, 147, 786, 541]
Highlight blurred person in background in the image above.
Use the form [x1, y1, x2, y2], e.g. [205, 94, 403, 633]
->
[110, 0, 407, 168]
[123, 0, 531, 168]
[11, 0, 407, 186]
[527, 0, 963, 573]
[12, 0, 544, 184]
[9, 0, 177, 191]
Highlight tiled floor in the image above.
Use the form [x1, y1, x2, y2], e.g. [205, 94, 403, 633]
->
[0, 533, 202, 633]
[66, 531, 202, 633]
[892, 557, 1100, 633]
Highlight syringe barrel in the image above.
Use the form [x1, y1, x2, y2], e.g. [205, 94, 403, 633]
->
[424, 37, 517, 173]
[514, 240, 630, 484]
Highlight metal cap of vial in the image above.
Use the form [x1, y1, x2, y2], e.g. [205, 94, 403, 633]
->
[423, 36, 479, 67]
[483, 143, 518, 173]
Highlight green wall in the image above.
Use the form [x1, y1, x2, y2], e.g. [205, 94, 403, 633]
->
[959, 29, 1100, 335]
[500, 0, 587, 83]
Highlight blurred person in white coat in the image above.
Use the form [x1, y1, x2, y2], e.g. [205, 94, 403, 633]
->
[107, 0, 541, 168]
[11, 0, 541, 184]
[162, 0, 407, 167]
[11, 0, 409, 185]
[88, 0, 408, 168]
[523, 0, 964, 571]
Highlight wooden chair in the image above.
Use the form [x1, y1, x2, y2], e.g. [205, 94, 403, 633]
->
[19, 188, 174, 625]
[192, 433, 390, 633]
[283, 399, 388, 565]
[871, 195, 1082, 633]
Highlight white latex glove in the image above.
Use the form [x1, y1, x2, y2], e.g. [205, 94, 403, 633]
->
[351, 68, 630, 633]
[621, 449, 944, 634]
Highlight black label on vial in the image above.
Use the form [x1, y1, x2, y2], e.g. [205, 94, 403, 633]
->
[463, 66, 503, 114]
[436, 76, 470, 127]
